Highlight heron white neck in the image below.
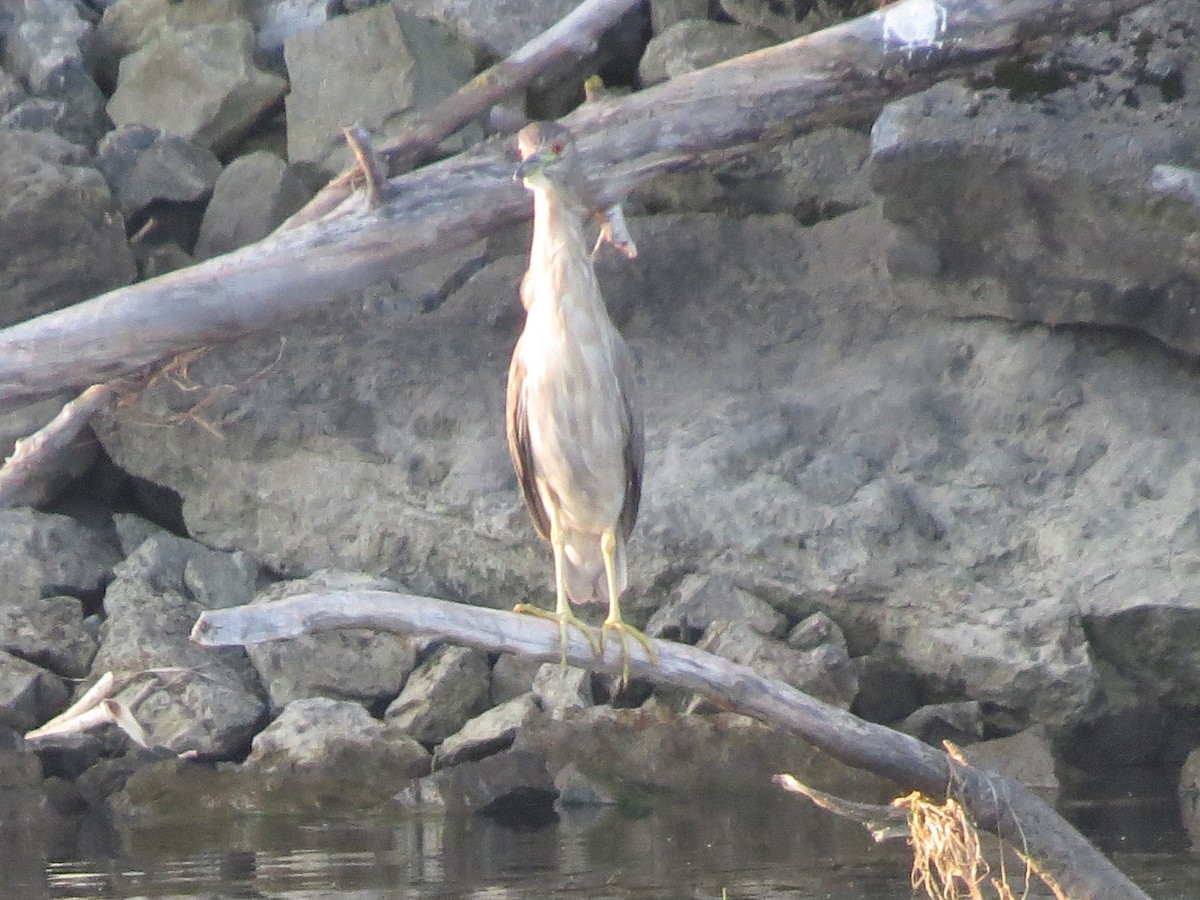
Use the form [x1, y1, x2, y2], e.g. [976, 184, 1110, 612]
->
[524, 184, 597, 317]
[530, 184, 589, 260]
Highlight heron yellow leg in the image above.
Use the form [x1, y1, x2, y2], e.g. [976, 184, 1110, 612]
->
[599, 528, 657, 684]
[513, 518, 600, 664]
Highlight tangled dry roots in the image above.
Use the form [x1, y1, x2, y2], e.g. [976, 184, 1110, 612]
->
[894, 791, 1033, 900]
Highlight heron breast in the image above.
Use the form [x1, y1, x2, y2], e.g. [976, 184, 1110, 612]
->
[519, 301, 628, 531]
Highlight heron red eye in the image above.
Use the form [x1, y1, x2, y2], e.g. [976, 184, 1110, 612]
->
[551, 139, 565, 155]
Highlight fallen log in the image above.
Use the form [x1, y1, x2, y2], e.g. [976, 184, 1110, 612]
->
[0, 0, 1158, 403]
[191, 590, 1151, 900]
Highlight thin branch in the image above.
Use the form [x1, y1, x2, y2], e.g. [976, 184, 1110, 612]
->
[0, 382, 116, 507]
[192, 589, 1149, 900]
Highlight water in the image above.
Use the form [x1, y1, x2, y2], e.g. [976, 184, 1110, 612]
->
[6, 791, 1199, 898]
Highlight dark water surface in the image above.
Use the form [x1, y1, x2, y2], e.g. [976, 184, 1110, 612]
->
[4, 790, 1199, 899]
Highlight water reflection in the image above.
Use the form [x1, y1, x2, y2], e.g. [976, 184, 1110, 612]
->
[10, 789, 1199, 899]
[23, 791, 915, 899]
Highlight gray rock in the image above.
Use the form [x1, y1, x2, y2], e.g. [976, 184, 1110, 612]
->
[787, 610, 846, 652]
[647, 573, 786, 640]
[651, 0, 708, 35]
[247, 697, 430, 778]
[0, 595, 97, 679]
[94, 0, 250, 89]
[107, 21, 288, 154]
[0, 130, 136, 326]
[899, 701, 987, 746]
[696, 618, 858, 708]
[403, 748, 555, 813]
[884, 582, 1099, 728]
[0, 70, 26, 112]
[718, 0, 860, 40]
[0, 508, 120, 603]
[1181, 746, 1200, 838]
[1080, 568, 1200, 711]
[490, 652, 543, 705]
[91, 532, 266, 756]
[532, 664, 593, 717]
[385, 645, 489, 745]
[553, 761, 617, 806]
[136, 241, 194, 280]
[0, 75, 110, 150]
[96, 125, 223, 217]
[3, 0, 86, 85]
[194, 151, 312, 259]
[394, 0, 581, 62]
[248, 0, 333, 61]
[638, 125, 874, 221]
[639, 20, 774, 86]
[246, 570, 419, 712]
[963, 726, 1058, 793]
[0, 650, 69, 731]
[0, 728, 51, 839]
[435, 693, 541, 769]
[519, 705, 893, 799]
[284, 6, 475, 173]
[871, 1, 1200, 357]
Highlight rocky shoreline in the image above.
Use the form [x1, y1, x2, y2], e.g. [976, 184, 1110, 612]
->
[4, 0, 1200, 852]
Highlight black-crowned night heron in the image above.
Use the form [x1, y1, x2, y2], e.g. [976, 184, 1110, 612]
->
[506, 121, 655, 681]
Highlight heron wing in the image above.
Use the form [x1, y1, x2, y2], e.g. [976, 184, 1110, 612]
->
[506, 345, 551, 541]
[615, 335, 644, 540]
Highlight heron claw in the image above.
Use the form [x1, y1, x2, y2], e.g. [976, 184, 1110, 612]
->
[513, 603, 602, 664]
[600, 619, 657, 686]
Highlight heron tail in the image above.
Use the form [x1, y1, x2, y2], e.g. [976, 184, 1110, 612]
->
[563, 532, 625, 605]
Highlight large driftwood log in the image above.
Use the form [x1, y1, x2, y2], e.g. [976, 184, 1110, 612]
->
[0, 0, 1157, 403]
[192, 590, 1151, 900]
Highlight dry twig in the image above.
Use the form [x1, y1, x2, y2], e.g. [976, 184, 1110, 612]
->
[0, 382, 116, 507]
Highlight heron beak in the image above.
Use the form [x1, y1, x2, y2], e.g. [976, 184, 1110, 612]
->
[513, 152, 549, 182]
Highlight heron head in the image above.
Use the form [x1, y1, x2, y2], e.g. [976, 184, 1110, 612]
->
[514, 122, 580, 187]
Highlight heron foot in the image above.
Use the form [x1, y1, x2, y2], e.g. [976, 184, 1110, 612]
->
[513, 603, 602, 664]
[601, 617, 658, 686]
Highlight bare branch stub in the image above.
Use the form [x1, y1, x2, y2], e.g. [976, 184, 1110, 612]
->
[343, 125, 390, 205]
[0, 382, 117, 507]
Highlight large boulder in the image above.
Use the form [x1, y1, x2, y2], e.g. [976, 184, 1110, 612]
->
[93, 0, 250, 89]
[90, 532, 267, 756]
[107, 21, 287, 154]
[247, 697, 430, 782]
[871, 0, 1200, 356]
[639, 19, 775, 86]
[95, 125, 223, 218]
[0, 130, 136, 326]
[0, 508, 121, 603]
[194, 151, 312, 259]
[0, 652, 69, 732]
[284, 6, 475, 173]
